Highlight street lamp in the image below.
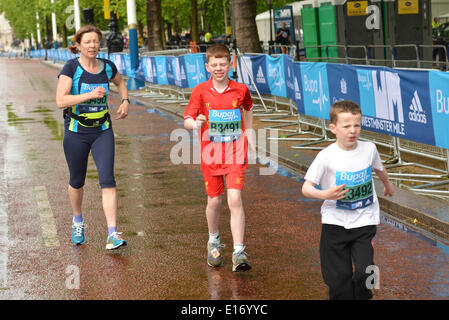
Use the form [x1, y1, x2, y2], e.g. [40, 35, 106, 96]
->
[266, 0, 273, 55]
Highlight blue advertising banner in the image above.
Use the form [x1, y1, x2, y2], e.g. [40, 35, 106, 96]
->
[142, 57, 156, 83]
[154, 56, 168, 85]
[166, 56, 176, 87]
[327, 63, 360, 106]
[266, 55, 287, 98]
[173, 56, 189, 88]
[357, 66, 435, 146]
[292, 61, 305, 115]
[236, 54, 256, 92]
[134, 58, 146, 82]
[300, 62, 331, 120]
[396, 69, 435, 146]
[184, 53, 207, 88]
[110, 54, 126, 75]
[284, 55, 296, 102]
[429, 70, 449, 149]
[123, 54, 134, 77]
[35, 47, 449, 151]
[248, 54, 270, 95]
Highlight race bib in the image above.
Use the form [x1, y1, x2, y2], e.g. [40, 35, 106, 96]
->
[208, 109, 242, 143]
[79, 83, 108, 113]
[336, 166, 374, 210]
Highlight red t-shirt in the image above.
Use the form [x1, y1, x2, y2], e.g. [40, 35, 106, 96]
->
[184, 78, 253, 176]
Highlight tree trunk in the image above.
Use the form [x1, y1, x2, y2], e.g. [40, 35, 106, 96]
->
[173, 8, 179, 34]
[62, 23, 67, 48]
[233, 0, 262, 53]
[191, 0, 198, 43]
[146, 0, 163, 51]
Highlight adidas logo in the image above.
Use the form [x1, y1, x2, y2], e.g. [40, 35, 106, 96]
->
[256, 66, 266, 84]
[408, 90, 427, 124]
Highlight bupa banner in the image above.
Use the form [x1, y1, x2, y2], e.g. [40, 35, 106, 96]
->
[142, 56, 156, 84]
[299, 62, 331, 120]
[154, 56, 168, 85]
[284, 55, 296, 102]
[356, 65, 435, 146]
[266, 55, 287, 98]
[110, 53, 126, 75]
[171, 56, 189, 88]
[166, 56, 176, 86]
[123, 54, 134, 77]
[183, 53, 208, 88]
[429, 70, 449, 149]
[134, 58, 146, 82]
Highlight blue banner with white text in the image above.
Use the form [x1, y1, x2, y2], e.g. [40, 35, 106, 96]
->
[32, 48, 449, 150]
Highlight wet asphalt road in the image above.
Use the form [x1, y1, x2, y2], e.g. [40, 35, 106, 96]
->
[1, 58, 449, 300]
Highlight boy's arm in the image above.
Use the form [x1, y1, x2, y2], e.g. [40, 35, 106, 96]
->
[184, 86, 205, 130]
[243, 109, 255, 155]
[302, 180, 348, 200]
[184, 114, 207, 130]
[373, 168, 394, 196]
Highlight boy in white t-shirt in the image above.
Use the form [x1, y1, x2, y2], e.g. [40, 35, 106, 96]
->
[302, 100, 394, 300]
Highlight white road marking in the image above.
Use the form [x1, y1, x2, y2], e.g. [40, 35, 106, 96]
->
[34, 186, 60, 247]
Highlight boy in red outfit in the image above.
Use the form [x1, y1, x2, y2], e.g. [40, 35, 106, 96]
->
[184, 44, 254, 272]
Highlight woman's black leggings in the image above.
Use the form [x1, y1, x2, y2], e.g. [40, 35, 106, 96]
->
[63, 128, 116, 189]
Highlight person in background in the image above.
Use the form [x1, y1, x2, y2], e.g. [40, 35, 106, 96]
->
[275, 22, 292, 54]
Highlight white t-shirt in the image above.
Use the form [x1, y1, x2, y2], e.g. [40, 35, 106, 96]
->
[304, 141, 384, 229]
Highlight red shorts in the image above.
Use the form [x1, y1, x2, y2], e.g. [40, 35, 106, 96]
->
[202, 171, 245, 197]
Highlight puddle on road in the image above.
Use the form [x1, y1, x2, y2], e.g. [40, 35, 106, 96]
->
[41, 116, 64, 141]
[6, 103, 36, 126]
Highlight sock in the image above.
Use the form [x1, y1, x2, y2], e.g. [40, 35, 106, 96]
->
[73, 214, 83, 223]
[108, 227, 117, 236]
[209, 232, 220, 244]
[233, 244, 245, 254]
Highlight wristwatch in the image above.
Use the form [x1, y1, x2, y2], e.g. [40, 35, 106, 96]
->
[121, 98, 130, 103]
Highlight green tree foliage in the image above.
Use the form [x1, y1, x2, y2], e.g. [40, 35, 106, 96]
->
[1, 0, 295, 45]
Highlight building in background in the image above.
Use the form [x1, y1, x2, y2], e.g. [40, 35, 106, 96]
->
[0, 12, 13, 52]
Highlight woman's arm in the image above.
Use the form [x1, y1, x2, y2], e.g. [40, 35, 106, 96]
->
[111, 72, 129, 120]
[56, 74, 105, 109]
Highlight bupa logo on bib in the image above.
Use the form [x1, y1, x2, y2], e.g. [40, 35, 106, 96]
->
[336, 166, 374, 210]
[209, 109, 240, 122]
[80, 83, 108, 94]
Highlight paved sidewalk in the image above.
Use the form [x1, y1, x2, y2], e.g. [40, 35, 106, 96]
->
[42, 59, 449, 246]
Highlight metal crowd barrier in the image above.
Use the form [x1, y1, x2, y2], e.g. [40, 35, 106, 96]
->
[302, 43, 449, 71]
